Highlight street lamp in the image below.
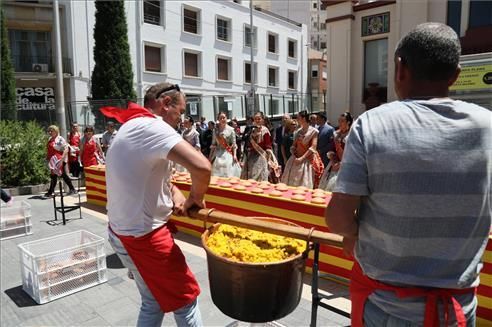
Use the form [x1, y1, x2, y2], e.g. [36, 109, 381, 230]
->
[247, 1, 255, 119]
[53, 0, 67, 137]
[321, 49, 328, 113]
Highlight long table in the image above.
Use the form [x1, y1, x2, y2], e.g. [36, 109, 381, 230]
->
[85, 165, 492, 325]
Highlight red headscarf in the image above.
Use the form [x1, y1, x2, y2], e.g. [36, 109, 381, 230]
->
[100, 102, 155, 124]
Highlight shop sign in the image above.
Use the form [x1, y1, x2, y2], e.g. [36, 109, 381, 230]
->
[362, 12, 390, 37]
[16, 87, 56, 110]
[450, 64, 492, 91]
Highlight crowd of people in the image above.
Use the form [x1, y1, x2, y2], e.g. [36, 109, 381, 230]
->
[42, 121, 109, 198]
[175, 109, 353, 190]
[44, 102, 350, 194]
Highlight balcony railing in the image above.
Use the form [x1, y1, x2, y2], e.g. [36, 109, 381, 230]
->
[11, 55, 72, 75]
[144, 13, 160, 25]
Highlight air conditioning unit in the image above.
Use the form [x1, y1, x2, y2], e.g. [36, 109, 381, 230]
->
[32, 63, 48, 73]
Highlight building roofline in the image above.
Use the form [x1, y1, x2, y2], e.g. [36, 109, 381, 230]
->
[353, 0, 396, 12]
[254, 6, 303, 28]
[321, 0, 357, 8]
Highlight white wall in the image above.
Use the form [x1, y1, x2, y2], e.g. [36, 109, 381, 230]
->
[427, 0, 447, 24]
[326, 18, 352, 123]
[136, 0, 306, 119]
[67, 0, 96, 100]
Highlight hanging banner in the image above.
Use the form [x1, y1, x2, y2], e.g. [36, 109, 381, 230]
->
[16, 87, 56, 110]
[450, 64, 492, 91]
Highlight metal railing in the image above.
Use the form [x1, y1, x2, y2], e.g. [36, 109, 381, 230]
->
[143, 13, 160, 25]
[11, 55, 72, 75]
[1, 91, 329, 132]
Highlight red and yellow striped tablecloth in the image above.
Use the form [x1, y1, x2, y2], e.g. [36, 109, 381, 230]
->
[84, 166, 492, 325]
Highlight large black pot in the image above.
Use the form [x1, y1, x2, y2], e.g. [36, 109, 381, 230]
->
[201, 218, 307, 323]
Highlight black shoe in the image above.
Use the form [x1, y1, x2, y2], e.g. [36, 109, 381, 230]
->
[43, 193, 54, 199]
[67, 189, 78, 196]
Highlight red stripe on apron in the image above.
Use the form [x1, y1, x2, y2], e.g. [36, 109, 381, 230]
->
[112, 224, 200, 312]
[350, 262, 475, 327]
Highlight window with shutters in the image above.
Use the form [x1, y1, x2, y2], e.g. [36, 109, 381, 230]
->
[268, 66, 278, 87]
[183, 6, 200, 34]
[143, 1, 161, 26]
[144, 44, 165, 73]
[288, 70, 296, 89]
[217, 57, 231, 81]
[288, 39, 297, 58]
[244, 24, 257, 48]
[216, 16, 231, 42]
[183, 50, 201, 77]
[268, 32, 278, 54]
[244, 61, 258, 84]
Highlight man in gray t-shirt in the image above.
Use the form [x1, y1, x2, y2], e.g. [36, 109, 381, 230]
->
[101, 121, 117, 154]
[325, 23, 491, 326]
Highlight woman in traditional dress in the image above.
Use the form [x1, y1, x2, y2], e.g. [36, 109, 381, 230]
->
[319, 112, 353, 191]
[80, 125, 104, 169]
[241, 111, 277, 182]
[173, 116, 201, 173]
[182, 116, 201, 151]
[281, 110, 324, 188]
[44, 125, 77, 198]
[209, 112, 241, 177]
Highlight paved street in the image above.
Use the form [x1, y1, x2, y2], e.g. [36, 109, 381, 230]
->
[0, 191, 350, 327]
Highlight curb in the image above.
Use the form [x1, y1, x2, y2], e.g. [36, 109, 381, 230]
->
[3, 183, 50, 196]
[3, 179, 86, 196]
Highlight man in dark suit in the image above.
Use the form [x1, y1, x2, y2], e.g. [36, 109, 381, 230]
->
[316, 112, 335, 168]
[274, 113, 291, 168]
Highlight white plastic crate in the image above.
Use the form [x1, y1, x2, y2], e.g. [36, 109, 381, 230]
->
[0, 200, 32, 240]
[18, 230, 107, 304]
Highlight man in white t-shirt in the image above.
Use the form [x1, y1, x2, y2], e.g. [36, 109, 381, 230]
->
[106, 83, 211, 327]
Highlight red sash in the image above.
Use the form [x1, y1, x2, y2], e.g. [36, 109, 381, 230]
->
[296, 140, 324, 188]
[350, 262, 475, 327]
[216, 134, 235, 158]
[111, 225, 200, 312]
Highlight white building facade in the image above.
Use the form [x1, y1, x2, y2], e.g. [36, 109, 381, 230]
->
[5, 0, 308, 127]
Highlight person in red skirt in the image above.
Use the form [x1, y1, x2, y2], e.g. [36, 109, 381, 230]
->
[79, 125, 104, 169]
[103, 83, 211, 326]
[44, 125, 76, 198]
[67, 122, 82, 177]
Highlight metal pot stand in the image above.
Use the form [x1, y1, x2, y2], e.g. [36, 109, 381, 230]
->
[51, 176, 82, 225]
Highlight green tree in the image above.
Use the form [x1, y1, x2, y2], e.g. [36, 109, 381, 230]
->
[0, 8, 16, 121]
[91, 0, 136, 128]
[0, 120, 49, 187]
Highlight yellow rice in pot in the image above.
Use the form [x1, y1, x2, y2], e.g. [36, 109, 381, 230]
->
[206, 224, 305, 263]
